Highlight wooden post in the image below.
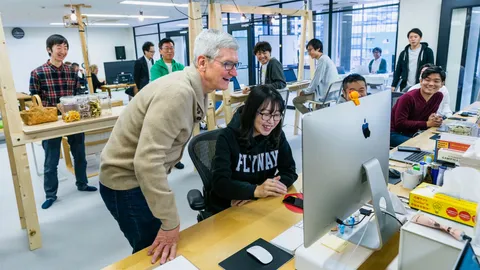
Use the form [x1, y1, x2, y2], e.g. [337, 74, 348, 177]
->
[205, 2, 223, 130]
[0, 14, 42, 250]
[188, 0, 203, 136]
[308, 11, 315, 78]
[74, 5, 94, 93]
[294, 11, 309, 135]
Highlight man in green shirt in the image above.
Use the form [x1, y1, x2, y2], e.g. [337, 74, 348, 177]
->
[150, 38, 186, 169]
[150, 38, 185, 81]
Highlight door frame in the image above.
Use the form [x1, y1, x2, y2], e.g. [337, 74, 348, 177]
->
[228, 22, 256, 85]
[165, 30, 190, 65]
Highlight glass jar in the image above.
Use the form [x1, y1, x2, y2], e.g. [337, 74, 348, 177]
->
[76, 95, 91, 119]
[59, 96, 81, 122]
[88, 94, 102, 118]
[96, 92, 111, 116]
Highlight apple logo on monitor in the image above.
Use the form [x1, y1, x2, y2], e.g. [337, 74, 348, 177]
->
[362, 118, 371, 138]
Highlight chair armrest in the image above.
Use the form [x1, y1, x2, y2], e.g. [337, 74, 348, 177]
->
[187, 189, 205, 211]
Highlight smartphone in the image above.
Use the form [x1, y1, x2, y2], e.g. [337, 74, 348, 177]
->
[283, 196, 303, 209]
[397, 146, 422, 152]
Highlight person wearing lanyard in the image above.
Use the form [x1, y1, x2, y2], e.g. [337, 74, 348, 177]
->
[242, 41, 286, 94]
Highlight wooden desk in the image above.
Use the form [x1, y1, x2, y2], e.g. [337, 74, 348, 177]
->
[16, 92, 32, 111]
[100, 84, 136, 98]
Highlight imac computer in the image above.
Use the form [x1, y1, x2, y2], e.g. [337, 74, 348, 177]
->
[302, 90, 400, 249]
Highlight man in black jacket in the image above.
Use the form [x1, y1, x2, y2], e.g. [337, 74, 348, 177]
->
[133, 41, 155, 92]
[242, 41, 286, 93]
[391, 28, 434, 92]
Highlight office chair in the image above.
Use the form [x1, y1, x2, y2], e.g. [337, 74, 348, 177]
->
[187, 128, 223, 222]
[305, 79, 343, 111]
[392, 92, 404, 108]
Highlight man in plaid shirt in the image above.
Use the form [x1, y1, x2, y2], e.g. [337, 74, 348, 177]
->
[29, 34, 97, 209]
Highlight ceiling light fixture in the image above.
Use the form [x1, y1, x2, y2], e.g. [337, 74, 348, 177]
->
[83, 13, 168, 19]
[120, 0, 188, 8]
[139, 10, 144, 22]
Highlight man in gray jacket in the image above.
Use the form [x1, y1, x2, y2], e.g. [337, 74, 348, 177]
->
[293, 39, 339, 114]
[99, 29, 239, 265]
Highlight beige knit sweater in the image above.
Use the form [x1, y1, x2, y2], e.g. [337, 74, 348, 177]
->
[99, 66, 207, 230]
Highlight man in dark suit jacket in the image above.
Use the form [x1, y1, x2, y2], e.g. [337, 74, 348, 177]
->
[133, 41, 155, 93]
[243, 41, 286, 93]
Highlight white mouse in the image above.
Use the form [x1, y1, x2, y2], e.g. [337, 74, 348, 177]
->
[246, 245, 273, 265]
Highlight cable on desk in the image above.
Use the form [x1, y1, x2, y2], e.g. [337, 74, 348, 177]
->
[382, 210, 404, 226]
[340, 214, 375, 270]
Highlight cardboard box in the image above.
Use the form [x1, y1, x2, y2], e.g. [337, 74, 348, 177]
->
[409, 183, 477, 227]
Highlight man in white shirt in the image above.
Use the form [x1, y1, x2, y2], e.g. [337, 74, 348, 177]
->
[293, 39, 339, 114]
[408, 63, 453, 117]
[368, 47, 387, 74]
[133, 41, 155, 91]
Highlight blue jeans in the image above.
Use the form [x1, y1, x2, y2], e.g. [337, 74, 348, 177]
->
[390, 132, 412, 148]
[42, 133, 88, 200]
[100, 183, 162, 253]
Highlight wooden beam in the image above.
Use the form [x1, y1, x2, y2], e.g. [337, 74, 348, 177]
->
[188, 0, 203, 66]
[220, 4, 308, 17]
[308, 11, 315, 78]
[206, 1, 222, 131]
[0, 14, 42, 249]
[74, 5, 94, 93]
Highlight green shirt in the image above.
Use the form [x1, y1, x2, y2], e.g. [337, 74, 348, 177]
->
[150, 58, 185, 81]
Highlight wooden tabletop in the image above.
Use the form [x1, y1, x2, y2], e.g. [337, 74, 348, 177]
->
[101, 83, 136, 90]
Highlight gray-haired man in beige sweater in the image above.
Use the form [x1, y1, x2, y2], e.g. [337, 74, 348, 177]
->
[99, 29, 239, 264]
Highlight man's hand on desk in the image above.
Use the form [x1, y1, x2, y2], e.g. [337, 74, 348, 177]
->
[391, 86, 396, 92]
[254, 176, 287, 198]
[148, 225, 180, 264]
[427, 113, 443, 128]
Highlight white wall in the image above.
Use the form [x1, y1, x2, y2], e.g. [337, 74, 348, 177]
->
[4, 27, 135, 93]
[396, 0, 442, 60]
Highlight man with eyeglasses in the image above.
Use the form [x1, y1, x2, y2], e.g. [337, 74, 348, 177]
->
[134, 41, 155, 93]
[99, 29, 239, 265]
[151, 38, 185, 82]
[150, 38, 186, 169]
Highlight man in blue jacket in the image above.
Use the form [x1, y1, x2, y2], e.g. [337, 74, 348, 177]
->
[369, 47, 387, 74]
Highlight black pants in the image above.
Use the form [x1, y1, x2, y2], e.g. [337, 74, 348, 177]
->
[100, 183, 161, 253]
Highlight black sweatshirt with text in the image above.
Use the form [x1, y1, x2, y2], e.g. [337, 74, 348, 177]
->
[209, 113, 298, 214]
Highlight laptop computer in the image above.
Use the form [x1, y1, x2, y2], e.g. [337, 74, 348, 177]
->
[284, 69, 297, 84]
[389, 149, 433, 164]
[454, 239, 480, 270]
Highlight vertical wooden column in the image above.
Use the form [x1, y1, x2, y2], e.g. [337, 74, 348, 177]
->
[308, 11, 315, 78]
[294, 12, 309, 135]
[0, 14, 42, 250]
[74, 6, 94, 93]
[188, 0, 203, 136]
[206, 2, 223, 130]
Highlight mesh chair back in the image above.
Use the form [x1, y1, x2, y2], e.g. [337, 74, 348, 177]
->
[188, 129, 223, 193]
[392, 92, 404, 108]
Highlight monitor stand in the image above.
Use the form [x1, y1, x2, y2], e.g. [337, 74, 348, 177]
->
[338, 158, 400, 250]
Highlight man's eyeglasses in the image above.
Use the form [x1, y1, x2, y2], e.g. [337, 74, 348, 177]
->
[207, 56, 240, 71]
[161, 47, 174, 51]
[257, 112, 282, 121]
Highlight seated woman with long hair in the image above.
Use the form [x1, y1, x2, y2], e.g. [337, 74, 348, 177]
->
[209, 85, 298, 214]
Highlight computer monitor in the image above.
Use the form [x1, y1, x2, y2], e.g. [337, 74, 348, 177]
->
[454, 240, 480, 270]
[302, 90, 399, 249]
[284, 69, 297, 83]
[230, 77, 241, 91]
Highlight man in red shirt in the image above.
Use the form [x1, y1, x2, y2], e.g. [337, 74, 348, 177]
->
[30, 34, 97, 209]
[390, 66, 445, 147]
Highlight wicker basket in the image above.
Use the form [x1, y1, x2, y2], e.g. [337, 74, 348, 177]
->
[20, 95, 58, 126]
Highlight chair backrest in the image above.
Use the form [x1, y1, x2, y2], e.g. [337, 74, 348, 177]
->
[321, 80, 343, 104]
[283, 68, 297, 82]
[392, 92, 404, 108]
[188, 129, 223, 194]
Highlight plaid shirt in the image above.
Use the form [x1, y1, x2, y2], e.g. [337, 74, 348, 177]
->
[29, 61, 80, 107]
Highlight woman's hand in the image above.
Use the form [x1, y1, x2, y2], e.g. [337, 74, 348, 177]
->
[254, 176, 287, 198]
